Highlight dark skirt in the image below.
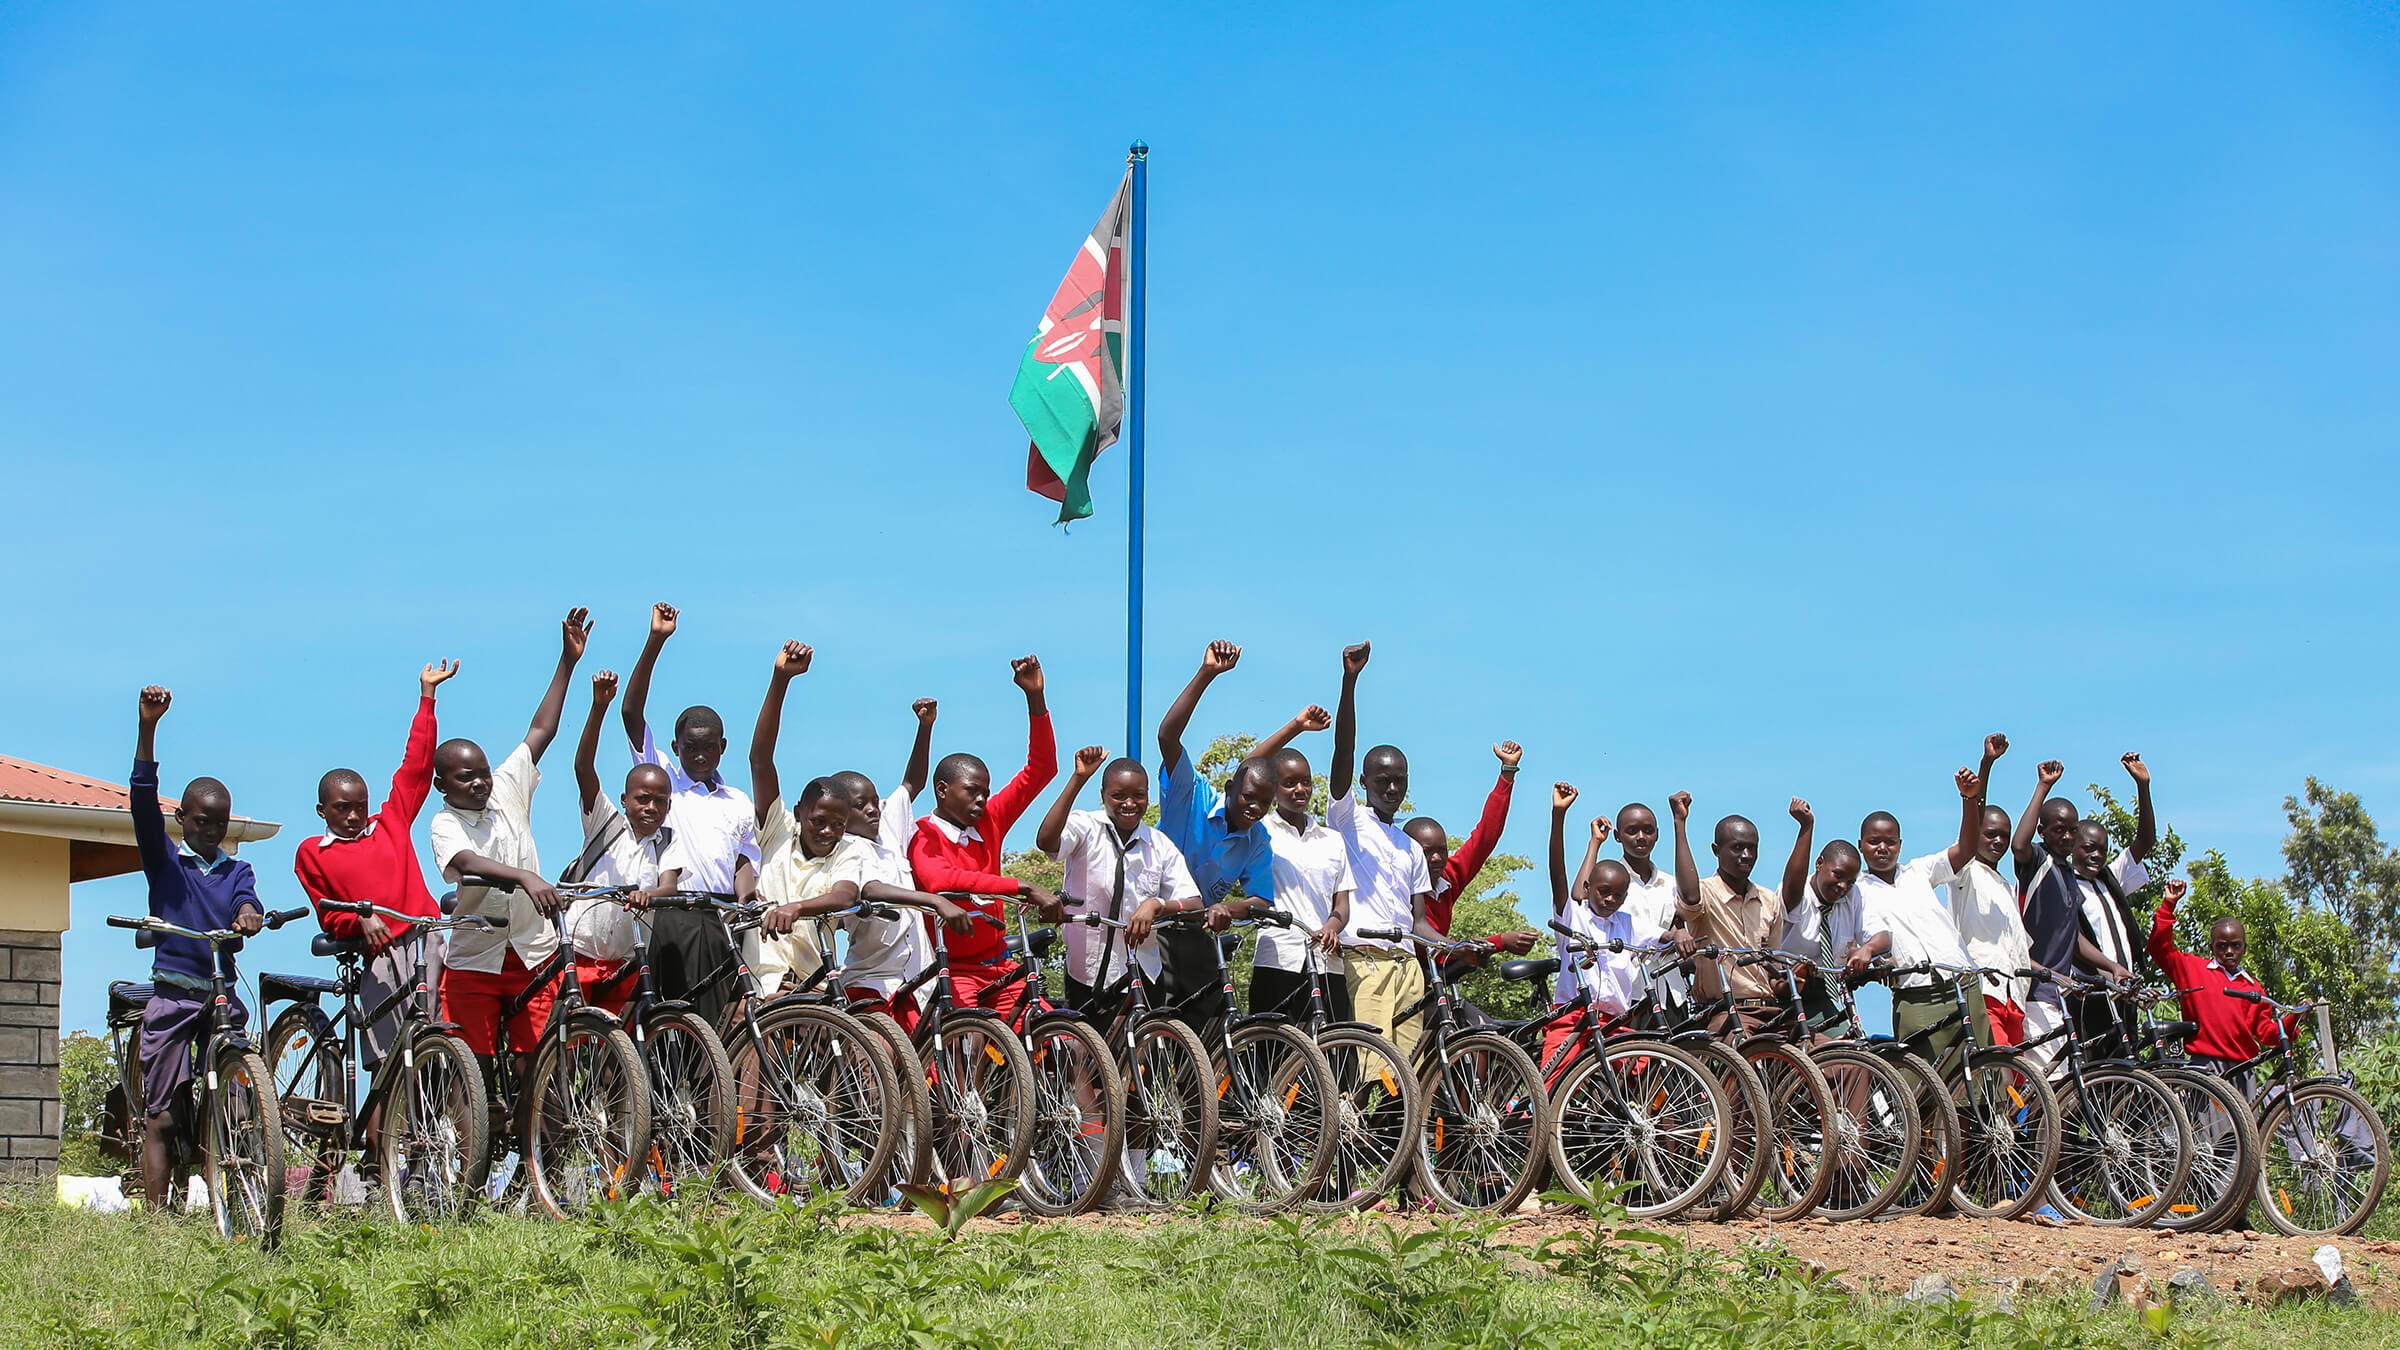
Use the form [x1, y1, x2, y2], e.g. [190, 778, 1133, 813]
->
[138, 984, 247, 1119]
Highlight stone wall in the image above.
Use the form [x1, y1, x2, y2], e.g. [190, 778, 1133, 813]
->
[0, 929, 61, 1177]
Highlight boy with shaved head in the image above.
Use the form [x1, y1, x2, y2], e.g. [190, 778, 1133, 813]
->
[2012, 753, 2157, 1057]
[1847, 756, 1986, 1065]
[1669, 792, 1784, 1032]
[1153, 642, 1282, 1020]
[565, 670, 681, 1016]
[1946, 735, 2034, 1045]
[1246, 703, 1352, 1020]
[1327, 642, 1447, 1058]
[825, 697, 943, 1025]
[1774, 798, 1874, 1035]
[295, 658, 458, 1078]
[1405, 741, 1540, 975]
[1544, 783, 1644, 1070]
[1578, 802, 1690, 1006]
[1037, 745, 1203, 1011]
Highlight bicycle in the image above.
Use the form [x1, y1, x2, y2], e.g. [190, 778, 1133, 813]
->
[260, 899, 498, 1219]
[781, 898, 936, 1195]
[104, 905, 312, 1246]
[986, 900, 1126, 1215]
[1678, 946, 1842, 1221]
[2218, 985, 2390, 1235]
[1365, 928, 1552, 1213]
[874, 896, 1036, 1193]
[1820, 959, 1960, 1220]
[1283, 922, 1423, 1213]
[2024, 968, 2194, 1227]
[1737, 946, 1921, 1221]
[1879, 960, 2063, 1222]
[2107, 983, 2260, 1234]
[1057, 908, 1218, 1207]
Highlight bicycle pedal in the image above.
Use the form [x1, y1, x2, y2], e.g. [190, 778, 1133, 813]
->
[285, 1097, 350, 1130]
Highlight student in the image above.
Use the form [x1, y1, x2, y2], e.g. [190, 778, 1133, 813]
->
[1670, 792, 1784, 1032]
[565, 670, 678, 1016]
[1946, 735, 2035, 1046]
[1544, 782, 1642, 1071]
[1405, 741, 1541, 966]
[1580, 803, 1690, 1006]
[1150, 642, 1283, 1012]
[828, 698, 949, 1029]
[1036, 745, 1204, 1011]
[431, 609, 583, 1095]
[1326, 642, 1447, 1059]
[128, 686, 265, 1208]
[621, 603, 762, 1025]
[294, 659, 457, 1076]
[2148, 878, 2298, 1093]
[830, 695, 939, 867]
[747, 643, 970, 1005]
[906, 655, 1067, 1019]
[1846, 761, 1987, 1064]
[2012, 753, 2155, 1054]
[1774, 798, 1875, 1035]
[1251, 729, 1355, 1022]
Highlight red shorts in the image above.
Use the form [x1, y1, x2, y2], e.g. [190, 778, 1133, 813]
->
[440, 950, 559, 1056]
[1986, 998, 2025, 1047]
[844, 987, 923, 1035]
[945, 962, 1026, 1022]
[574, 957, 635, 1017]
[1540, 1018, 1591, 1085]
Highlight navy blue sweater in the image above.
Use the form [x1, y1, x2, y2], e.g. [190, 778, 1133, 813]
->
[132, 759, 260, 985]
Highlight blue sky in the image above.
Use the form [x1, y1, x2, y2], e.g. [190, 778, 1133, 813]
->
[4, 4, 2394, 1036]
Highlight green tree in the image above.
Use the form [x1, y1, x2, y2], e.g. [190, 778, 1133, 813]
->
[2283, 778, 2400, 1017]
[2083, 782, 2185, 909]
[57, 1030, 117, 1175]
[2173, 849, 2368, 1038]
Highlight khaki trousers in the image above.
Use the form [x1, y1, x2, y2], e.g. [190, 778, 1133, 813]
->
[1343, 946, 1427, 1062]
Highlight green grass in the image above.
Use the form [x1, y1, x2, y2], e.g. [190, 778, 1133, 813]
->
[4, 1185, 2397, 1350]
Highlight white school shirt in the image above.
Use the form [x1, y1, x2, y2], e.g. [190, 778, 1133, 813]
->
[2078, 849, 2151, 970]
[840, 833, 933, 998]
[565, 797, 672, 962]
[1047, 811, 1199, 988]
[1946, 858, 2032, 1006]
[429, 742, 558, 973]
[751, 798, 874, 995]
[1328, 788, 1431, 951]
[1554, 902, 1641, 1017]
[1620, 863, 1688, 1002]
[634, 725, 761, 894]
[1777, 883, 1882, 968]
[1256, 812, 1355, 975]
[1854, 852, 1975, 991]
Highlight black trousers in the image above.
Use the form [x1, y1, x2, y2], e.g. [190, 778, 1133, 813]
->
[1249, 964, 1351, 1024]
[647, 908, 733, 1029]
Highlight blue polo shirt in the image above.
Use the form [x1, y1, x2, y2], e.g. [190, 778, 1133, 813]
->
[1157, 750, 1277, 906]
[131, 759, 261, 987]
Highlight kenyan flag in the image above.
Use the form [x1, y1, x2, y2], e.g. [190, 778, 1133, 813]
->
[1011, 171, 1131, 524]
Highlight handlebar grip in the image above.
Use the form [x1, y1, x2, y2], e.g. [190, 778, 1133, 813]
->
[1357, 928, 1406, 942]
[1546, 919, 1577, 938]
[106, 915, 146, 930]
[2225, 987, 2268, 1004]
[267, 907, 312, 929]
[970, 912, 1005, 929]
[136, 930, 159, 949]
[1736, 951, 1772, 967]
[459, 874, 520, 892]
[1256, 909, 1297, 928]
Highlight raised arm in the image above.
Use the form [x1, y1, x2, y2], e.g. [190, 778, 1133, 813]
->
[1330, 642, 1370, 802]
[391, 661, 455, 825]
[523, 608, 590, 764]
[1452, 743, 1521, 884]
[131, 688, 176, 899]
[1781, 798, 1815, 914]
[1253, 704, 1331, 765]
[901, 699, 938, 801]
[576, 671, 619, 815]
[1548, 782, 1579, 915]
[1947, 767, 1984, 872]
[2123, 753, 2157, 861]
[749, 642, 813, 829]
[620, 602, 677, 748]
[1037, 746, 1104, 856]
[1157, 641, 1239, 774]
[1572, 814, 1611, 901]
[2012, 759, 2062, 868]
[1669, 791, 1700, 908]
[982, 656, 1059, 832]
[2148, 877, 2187, 967]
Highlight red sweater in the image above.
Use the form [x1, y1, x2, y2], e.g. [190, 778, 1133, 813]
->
[907, 711, 1056, 967]
[1425, 770, 1515, 939]
[294, 696, 441, 941]
[2148, 893, 2297, 1062]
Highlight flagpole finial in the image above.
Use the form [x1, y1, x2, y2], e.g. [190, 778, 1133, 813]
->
[1128, 140, 1149, 162]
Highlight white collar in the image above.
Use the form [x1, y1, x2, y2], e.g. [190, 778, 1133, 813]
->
[179, 841, 232, 872]
[1266, 811, 1324, 839]
[317, 820, 378, 848]
[2207, 957, 2249, 981]
[925, 814, 982, 846]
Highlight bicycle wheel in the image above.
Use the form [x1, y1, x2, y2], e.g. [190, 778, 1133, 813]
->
[1303, 1025, 1423, 1214]
[1949, 1056, 2061, 1220]
[2255, 1080, 2391, 1236]
[921, 1009, 1032, 1190]
[2050, 1067, 2192, 1227]
[2151, 1067, 2258, 1233]
[263, 1005, 346, 1206]
[1211, 1021, 1338, 1212]
[525, 1015, 650, 1219]
[1418, 1030, 1551, 1213]
[853, 1009, 933, 1189]
[201, 1046, 285, 1249]
[640, 1008, 736, 1200]
[1743, 1040, 1837, 1220]
[1548, 1037, 1730, 1220]
[729, 1001, 904, 1203]
[1884, 1046, 1959, 1219]
[1016, 1016, 1125, 1216]
[1809, 1045, 1920, 1222]
[1692, 1039, 1772, 1221]
[376, 1030, 487, 1221]
[1119, 1016, 1218, 1206]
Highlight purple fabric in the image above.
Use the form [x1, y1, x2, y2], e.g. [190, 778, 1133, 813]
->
[136, 986, 247, 1118]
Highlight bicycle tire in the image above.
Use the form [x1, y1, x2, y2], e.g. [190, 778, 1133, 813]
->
[202, 1046, 285, 1249]
[1948, 1055, 2061, 1220]
[263, 1004, 345, 1207]
[1017, 1017, 1126, 1216]
[639, 1008, 736, 1201]
[1743, 1039, 1838, 1220]
[921, 1008, 1033, 1190]
[525, 1014, 650, 1219]
[2255, 1080, 2391, 1236]
[1417, 1029, 1551, 1214]
[2050, 1067, 2192, 1227]
[1692, 1039, 1772, 1221]
[375, 1030, 488, 1222]
[729, 1000, 906, 1204]
[1302, 1025, 1423, 1214]
[1548, 1036, 1730, 1221]
[853, 1008, 934, 1189]
[1809, 1045, 1921, 1222]
[1211, 1021, 1339, 1212]
[1119, 1015, 1218, 1207]
[2150, 1067, 2258, 1233]
[1883, 1045, 1959, 1219]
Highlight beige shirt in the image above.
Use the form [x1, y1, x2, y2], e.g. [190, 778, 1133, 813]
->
[753, 799, 873, 995]
[1677, 873, 1781, 1000]
[429, 742, 558, 973]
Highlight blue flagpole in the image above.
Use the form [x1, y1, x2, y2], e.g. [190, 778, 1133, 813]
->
[1125, 140, 1148, 762]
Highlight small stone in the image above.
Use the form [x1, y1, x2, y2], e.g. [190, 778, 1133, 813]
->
[2166, 1270, 2219, 1305]
[2254, 1266, 2331, 1308]
[1903, 1273, 1959, 1305]
[2313, 1246, 2361, 1307]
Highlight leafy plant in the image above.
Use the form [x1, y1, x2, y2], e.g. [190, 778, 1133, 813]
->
[896, 1178, 1019, 1241]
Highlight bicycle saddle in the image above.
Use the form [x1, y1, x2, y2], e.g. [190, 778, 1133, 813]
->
[1006, 927, 1059, 959]
[107, 981, 153, 1027]
[1499, 958, 1559, 983]
[311, 934, 366, 960]
[261, 971, 340, 1005]
[2150, 1020, 2200, 1044]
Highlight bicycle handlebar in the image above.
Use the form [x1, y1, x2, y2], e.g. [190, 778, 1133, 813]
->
[106, 907, 312, 943]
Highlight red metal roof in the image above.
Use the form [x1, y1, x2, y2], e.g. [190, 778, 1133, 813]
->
[0, 755, 264, 819]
